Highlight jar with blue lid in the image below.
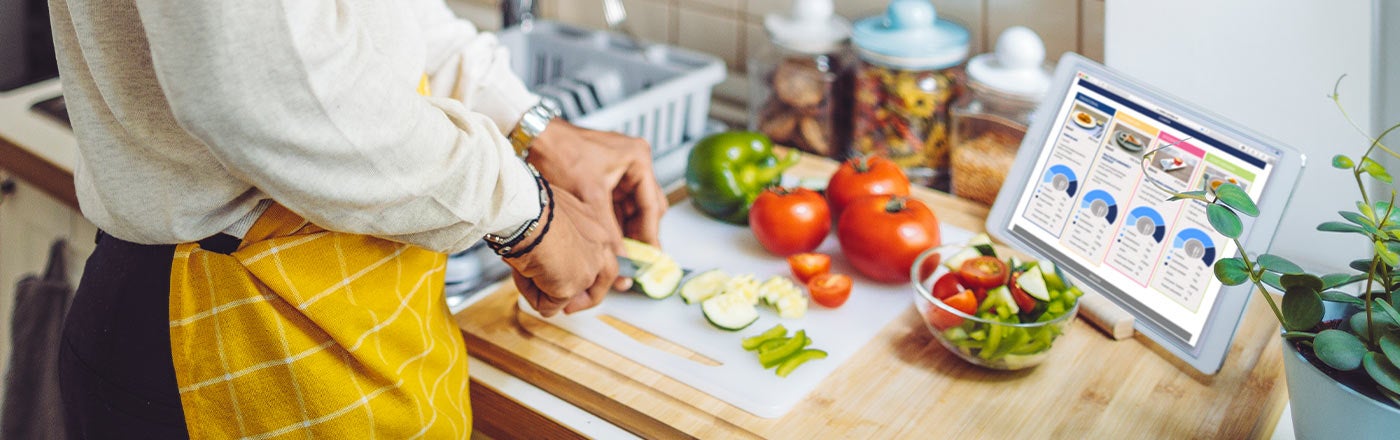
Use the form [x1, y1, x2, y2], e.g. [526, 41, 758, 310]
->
[851, 0, 970, 190]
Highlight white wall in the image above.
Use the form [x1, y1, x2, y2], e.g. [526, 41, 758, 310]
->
[1105, 0, 1377, 274]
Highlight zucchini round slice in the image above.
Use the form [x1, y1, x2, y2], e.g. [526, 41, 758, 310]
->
[680, 270, 730, 304]
[701, 293, 760, 331]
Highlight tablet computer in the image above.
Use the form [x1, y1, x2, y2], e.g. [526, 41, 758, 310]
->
[985, 53, 1306, 374]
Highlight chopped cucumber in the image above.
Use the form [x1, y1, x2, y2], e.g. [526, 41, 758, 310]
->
[967, 233, 994, 246]
[1040, 260, 1067, 291]
[972, 244, 997, 257]
[701, 293, 759, 331]
[723, 275, 761, 305]
[775, 293, 808, 319]
[980, 285, 1019, 314]
[758, 276, 800, 305]
[635, 257, 682, 299]
[943, 247, 982, 271]
[681, 270, 730, 304]
[1017, 266, 1052, 301]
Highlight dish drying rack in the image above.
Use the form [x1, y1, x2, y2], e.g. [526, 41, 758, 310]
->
[446, 21, 727, 306]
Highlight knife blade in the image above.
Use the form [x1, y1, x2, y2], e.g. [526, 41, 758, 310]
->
[615, 255, 695, 279]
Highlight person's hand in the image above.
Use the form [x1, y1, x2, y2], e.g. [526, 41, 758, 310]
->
[504, 189, 619, 317]
[529, 120, 669, 250]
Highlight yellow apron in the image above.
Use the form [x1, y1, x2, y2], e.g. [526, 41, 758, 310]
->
[168, 202, 469, 438]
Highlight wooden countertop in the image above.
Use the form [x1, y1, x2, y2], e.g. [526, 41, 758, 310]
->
[455, 154, 1289, 439]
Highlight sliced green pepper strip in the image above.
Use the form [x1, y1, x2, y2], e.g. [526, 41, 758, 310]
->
[756, 337, 789, 354]
[775, 349, 828, 377]
[759, 330, 807, 368]
[685, 132, 801, 225]
[741, 324, 788, 351]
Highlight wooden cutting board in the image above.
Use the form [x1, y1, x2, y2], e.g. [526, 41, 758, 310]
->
[455, 156, 1288, 439]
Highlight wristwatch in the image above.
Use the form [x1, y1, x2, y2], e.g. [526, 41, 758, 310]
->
[507, 99, 561, 159]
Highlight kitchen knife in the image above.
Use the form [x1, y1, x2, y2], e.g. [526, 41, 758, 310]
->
[614, 256, 695, 279]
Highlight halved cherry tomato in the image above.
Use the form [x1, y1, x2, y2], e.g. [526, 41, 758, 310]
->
[1008, 273, 1038, 312]
[927, 289, 978, 330]
[931, 273, 964, 300]
[958, 256, 1009, 289]
[787, 253, 832, 283]
[807, 273, 853, 308]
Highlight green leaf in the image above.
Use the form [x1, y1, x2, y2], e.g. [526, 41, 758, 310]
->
[1321, 273, 1355, 289]
[1382, 333, 1400, 372]
[1340, 211, 1380, 234]
[1257, 254, 1304, 275]
[1168, 190, 1209, 202]
[1333, 154, 1354, 169]
[1214, 184, 1259, 217]
[1351, 258, 1376, 272]
[1281, 286, 1324, 331]
[1359, 201, 1379, 221]
[1314, 329, 1367, 371]
[1261, 272, 1284, 292]
[1377, 299, 1400, 326]
[1213, 257, 1250, 286]
[1377, 241, 1400, 267]
[1280, 273, 1323, 292]
[1206, 204, 1243, 239]
[1363, 352, 1400, 395]
[1350, 310, 1399, 340]
[1317, 222, 1368, 234]
[1363, 158, 1394, 184]
[1320, 290, 1365, 306]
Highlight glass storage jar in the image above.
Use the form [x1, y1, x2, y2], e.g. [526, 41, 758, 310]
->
[850, 0, 969, 190]
[748, 0, 854, 159]
[950, 27, 1052, 205]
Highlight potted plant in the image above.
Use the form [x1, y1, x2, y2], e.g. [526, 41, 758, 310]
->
[1153, 80, 1400, 438]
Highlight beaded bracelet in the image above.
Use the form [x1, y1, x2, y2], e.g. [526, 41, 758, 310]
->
[498, 175, 554, 259]
[484, 163, 548, 251]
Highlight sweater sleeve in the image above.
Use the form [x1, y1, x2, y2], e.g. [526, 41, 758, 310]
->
[133, 0, 540, 253]
[412, 0, 539, 135]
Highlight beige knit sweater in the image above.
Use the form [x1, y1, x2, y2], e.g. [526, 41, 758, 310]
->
[50, 0, 541, 253]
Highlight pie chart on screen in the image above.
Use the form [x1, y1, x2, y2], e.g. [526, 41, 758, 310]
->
[1173, 227, 1216, 266]
[1126, 206, 1167, 242]
[1080, 190, 1118, 224]
[1043, 165, 1079, 197]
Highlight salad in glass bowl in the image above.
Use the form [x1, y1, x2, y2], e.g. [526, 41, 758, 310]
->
[910, 237, 1083, 370]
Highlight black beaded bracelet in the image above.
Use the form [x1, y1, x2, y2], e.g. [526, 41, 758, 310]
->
[499, 175, 554, 259]
[485, 163, 548, 252]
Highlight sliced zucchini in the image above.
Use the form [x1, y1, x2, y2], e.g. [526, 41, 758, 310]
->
[621, 238, 664, 265]
[981, 285, 1019, 314]
[723, 275, 762, 305]
[1040, 260, 1067, 291]
[681, 270, 730, 304]
[701, 293, 759, 331]
[635, 256, 683, 299]
[758, 276, 801, 305]
[775, 292, 808, 319]
[1018, 266, 1052, 301]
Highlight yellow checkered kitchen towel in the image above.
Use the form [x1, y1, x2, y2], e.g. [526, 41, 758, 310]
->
[167, 202, 471, 438]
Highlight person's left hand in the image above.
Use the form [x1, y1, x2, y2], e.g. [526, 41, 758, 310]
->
[528, 120, 668, 289]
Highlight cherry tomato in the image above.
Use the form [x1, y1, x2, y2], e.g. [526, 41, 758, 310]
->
[787, 253, 832, 283]
[927, 289, 978, 330]
[1009, 273, 1039, 312]
[825, 156, 911, 220]
[808, 273, 853, 308]
[931, 273, 964, 300]
[837, 195, 941, 283]
[749, 187, 831, 256]
[958, 256, 1009, 289]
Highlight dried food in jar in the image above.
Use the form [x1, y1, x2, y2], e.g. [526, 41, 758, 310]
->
[851, 63, 962, 182]
[950, 126, 1023, 205]
[773, 58, 827, 109]
[753, 55, 852, 158]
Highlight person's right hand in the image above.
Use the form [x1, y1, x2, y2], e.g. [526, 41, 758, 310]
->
[503, 188, 619, 317]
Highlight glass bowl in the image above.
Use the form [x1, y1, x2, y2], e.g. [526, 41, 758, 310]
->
[910, 243, 1080, 370]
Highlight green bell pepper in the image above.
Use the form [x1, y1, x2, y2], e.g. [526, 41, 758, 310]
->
[685, 132, 801, 224]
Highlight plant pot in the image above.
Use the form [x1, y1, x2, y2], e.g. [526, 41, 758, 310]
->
[1281, 304, 1400, 439]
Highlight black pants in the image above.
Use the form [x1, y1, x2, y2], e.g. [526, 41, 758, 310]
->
[59, 232, 238, 439]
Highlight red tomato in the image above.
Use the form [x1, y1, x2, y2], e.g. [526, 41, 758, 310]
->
[927, 289, 978, 330]
[837, 195, 941, 283]
[1009, 273, 1038, 312]
[749, 187, 831, 256]
[787, 253, 832, 283]
[958, 256, 1009, 289]
[825, 156, 911, 220]
[917, 253, 942, 282]
[808, 273, 853, 308]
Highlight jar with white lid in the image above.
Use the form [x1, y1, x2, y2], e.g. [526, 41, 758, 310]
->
[850, 0, 969, 190]
[748, 0, 854, 159]
[950, 27, 1052, 205]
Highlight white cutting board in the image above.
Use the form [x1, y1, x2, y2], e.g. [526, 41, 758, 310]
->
[519, 200, 974, 419]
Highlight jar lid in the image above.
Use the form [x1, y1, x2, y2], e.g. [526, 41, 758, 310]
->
[851, 0, 969, 69]
[966, 26, 1052, 99]
[765, 0, 852, 55]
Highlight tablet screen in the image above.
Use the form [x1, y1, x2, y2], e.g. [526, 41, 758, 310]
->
[1006, 70, 1283, 350]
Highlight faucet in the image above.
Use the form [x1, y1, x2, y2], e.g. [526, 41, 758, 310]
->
[501, 0, 538, 29]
